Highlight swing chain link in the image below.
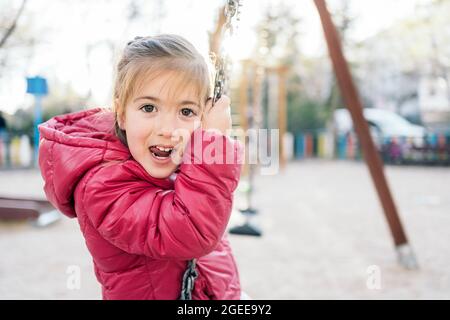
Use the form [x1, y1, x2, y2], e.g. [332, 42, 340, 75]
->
[179, 259, 198, 300]
[212, 0, 243, 105]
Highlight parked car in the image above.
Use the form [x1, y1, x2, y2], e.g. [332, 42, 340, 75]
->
[333, 108, 427, 147]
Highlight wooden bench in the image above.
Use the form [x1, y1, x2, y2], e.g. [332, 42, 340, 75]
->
[0, 196, 60, 227]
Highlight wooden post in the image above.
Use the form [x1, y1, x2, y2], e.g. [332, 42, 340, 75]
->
[252, 65, 263, 130]
[314, 0, 418, 269]
[239, 60, 250, 132]
[209, 6, 226, 56]
[278, 66, 288, 169]
[239, 60, 250, 176]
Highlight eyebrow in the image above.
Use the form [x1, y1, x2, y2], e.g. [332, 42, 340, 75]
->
[133, 95, 199, 106]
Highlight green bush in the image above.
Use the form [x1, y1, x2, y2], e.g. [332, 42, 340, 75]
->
[287, 94, 328, 134]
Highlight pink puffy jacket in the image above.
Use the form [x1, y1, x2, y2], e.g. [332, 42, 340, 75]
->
[38, 108, 243, 300]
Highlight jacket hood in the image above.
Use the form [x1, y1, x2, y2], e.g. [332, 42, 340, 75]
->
[38, 108, 131, 218]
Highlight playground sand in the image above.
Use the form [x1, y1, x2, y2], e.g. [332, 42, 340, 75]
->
[1, 161, 449, 299]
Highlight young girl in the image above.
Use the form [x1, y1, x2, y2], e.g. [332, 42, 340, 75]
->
[38, 34, 244, 300]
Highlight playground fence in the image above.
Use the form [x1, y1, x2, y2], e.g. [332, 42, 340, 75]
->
[293, 130, 450, 166]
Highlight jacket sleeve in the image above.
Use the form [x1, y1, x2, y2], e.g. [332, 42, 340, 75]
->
[81, 129, 243, 260]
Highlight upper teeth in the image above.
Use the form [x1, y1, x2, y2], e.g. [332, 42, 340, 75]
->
[156, 146, 173, 152]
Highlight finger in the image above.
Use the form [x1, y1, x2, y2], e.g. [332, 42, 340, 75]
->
[171, 128, 188, 151]
[170, 128, 191, 165]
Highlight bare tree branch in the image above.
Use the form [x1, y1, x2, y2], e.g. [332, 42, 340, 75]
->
[0, 0, 28, 49]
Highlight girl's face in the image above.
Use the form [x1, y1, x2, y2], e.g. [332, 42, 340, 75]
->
[118, 71, 203, 179]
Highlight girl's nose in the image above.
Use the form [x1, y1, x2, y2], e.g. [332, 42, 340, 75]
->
[156, 114, 177, 137]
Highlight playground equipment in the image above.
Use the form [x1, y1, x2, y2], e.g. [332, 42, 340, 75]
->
[0, 134, 33, 168]
[0, 75, 54, 226]
[226, 0, 420, 268]
[0, 196, 61, 227]
[229, 61, 262, 236]
[228, 60, 289, 236]
[26, 75, 48, 165]
[314, 0, 418, 269]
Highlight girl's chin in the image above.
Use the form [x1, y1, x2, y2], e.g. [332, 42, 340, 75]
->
[143, 163, 176, 179]
[150, 172, 172, 179]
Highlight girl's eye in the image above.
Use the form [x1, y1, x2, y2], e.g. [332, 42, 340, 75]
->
[181, 108, 196, 117]
[141, 104, 156, 113]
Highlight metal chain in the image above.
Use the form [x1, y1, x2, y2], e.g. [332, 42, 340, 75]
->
[179, 259, 198, 300]
[212, 0, 243, 105]
[178, 2, 243, 301]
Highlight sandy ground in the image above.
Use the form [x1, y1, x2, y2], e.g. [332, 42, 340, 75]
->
[0, 160, 449, 299]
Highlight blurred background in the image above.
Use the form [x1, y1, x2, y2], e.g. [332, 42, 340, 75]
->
[0, 0, 449, 299]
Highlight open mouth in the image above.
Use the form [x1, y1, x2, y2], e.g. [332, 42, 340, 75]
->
[149, 145, 174, 160]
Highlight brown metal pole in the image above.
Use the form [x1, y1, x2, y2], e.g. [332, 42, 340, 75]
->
[314, 0, 418, 269]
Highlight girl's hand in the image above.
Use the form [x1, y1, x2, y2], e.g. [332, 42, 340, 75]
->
[171, 96, 232, 164]
[201, 95, 232, 136]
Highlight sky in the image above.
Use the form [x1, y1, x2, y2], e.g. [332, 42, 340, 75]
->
[0, 0, 432, 115]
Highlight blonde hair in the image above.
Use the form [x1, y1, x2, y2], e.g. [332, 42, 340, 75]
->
[112, 34, 213, 145]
